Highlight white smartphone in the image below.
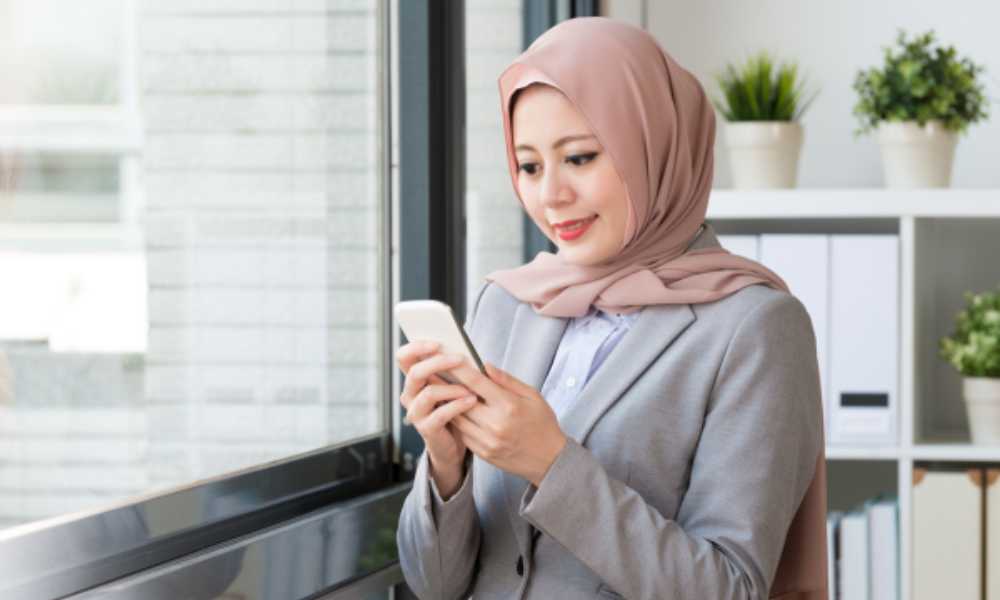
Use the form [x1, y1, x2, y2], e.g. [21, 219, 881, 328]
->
[395, 299, 486, 384]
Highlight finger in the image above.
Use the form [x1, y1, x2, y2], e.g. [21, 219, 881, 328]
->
[424, 395, 479, 430]
[407, 383, 474, 425]
[444, 358, 507, 405]
[403, 353, 466, 401]
[400, 375, 451, 425]
[454, 401, 492, 430]
[484, 362, 535, 397]
[452, 413, 491, 443]
[400, 377, 462, 411]
[461, 435, 488, 461]
[454, 415, 493, 457]
[396, 340, 440, 374]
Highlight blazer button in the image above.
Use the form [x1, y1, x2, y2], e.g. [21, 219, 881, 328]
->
[516, 555, 524, 576]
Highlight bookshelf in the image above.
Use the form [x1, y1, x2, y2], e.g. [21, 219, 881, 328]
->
[707, 188, 1000, 600]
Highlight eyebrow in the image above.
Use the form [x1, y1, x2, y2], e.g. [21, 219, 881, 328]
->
[514, 134, 596, 152]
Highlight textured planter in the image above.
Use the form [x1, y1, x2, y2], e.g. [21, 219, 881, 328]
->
[963, 376, 1000, 444]
[876, 120, 958, 188]
[723, 121, 804, 189]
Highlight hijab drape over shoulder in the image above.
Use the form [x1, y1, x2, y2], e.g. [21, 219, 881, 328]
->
[485, 17, 828, 599]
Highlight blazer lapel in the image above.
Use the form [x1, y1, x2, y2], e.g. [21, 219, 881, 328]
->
[496, 302, 569, 554]
[559, 303, 696, 446]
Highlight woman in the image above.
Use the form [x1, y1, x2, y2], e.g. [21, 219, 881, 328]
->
[396, 17, 827, 600]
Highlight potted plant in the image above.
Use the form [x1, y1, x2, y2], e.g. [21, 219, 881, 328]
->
[939, 287, 1000, 444]
[853, 30, 989, 188]
[711, 51, 818, 189]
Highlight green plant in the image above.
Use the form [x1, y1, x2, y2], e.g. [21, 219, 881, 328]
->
[939, 287, 1000, 378]
[711, 51, 818, 121]
[852, 29, 989, 136]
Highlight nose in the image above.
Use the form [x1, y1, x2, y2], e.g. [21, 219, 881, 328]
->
[539, 168, 574, 208]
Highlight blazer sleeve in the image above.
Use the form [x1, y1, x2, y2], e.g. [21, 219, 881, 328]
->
[517, 293, 825, 600]
[396, 281, 491, 600]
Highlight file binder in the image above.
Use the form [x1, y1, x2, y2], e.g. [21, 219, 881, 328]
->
[913, 468, 983, 600]
[839, 508, 869, 600]
[759, 235, 831, 436]
[867, 495, 899, 600]
[828, 235, 899, 445]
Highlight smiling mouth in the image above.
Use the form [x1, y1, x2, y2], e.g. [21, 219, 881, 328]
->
[552, 215, 597, 230]
[553, 215, 597, 240]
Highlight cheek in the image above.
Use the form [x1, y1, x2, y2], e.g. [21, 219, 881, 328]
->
[591, 174, 629, 242]
[521, 189, 549, 231]
[516, 175, 539, 207]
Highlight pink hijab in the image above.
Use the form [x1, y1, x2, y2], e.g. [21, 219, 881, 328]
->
[486, 17, 828, 600]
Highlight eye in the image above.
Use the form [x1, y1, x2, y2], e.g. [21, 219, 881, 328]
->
[518, 162, 538, 175]
[567, 152, 598, 166]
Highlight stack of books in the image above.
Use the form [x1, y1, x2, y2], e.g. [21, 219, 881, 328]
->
[827, 494, 899, 600]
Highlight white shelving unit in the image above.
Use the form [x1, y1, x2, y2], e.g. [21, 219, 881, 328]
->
[707, 188, 1000, 600]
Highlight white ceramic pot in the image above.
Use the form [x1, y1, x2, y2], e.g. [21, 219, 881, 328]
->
[876, 120, 958, 188]
[723, 121, 804, 189]
[963, 376, 1000, 444]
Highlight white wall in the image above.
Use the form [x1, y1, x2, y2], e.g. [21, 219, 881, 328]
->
[607, 0, 1000, 188]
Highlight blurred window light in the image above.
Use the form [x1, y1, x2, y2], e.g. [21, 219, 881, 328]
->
[0, 0, 123, 105]
[0, 153, 120, 222]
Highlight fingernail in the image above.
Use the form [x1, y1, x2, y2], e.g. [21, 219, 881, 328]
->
[424, 341, 440, 350]
[463, 395, 477, 402]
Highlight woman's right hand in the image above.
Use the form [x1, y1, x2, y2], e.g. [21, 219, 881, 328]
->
[397, 341, 479, 492]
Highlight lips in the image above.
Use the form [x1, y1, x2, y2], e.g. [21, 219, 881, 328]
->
[553, 214, 597, 241]
[552, 215, 597, 230]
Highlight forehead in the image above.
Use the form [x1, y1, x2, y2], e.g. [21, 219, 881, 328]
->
[511, 84, 592, 142]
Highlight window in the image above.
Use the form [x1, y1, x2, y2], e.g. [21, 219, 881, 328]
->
[0, 0, 388, 533]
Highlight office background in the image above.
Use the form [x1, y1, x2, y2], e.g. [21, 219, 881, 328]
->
[0, 0, 998, 598]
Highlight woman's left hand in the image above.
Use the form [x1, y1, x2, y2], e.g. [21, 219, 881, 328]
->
[444, 357, 567, 487]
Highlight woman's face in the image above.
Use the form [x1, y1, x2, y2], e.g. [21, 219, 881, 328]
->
[512, 84, 629, 267]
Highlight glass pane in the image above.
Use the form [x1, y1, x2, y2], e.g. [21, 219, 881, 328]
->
[0, 0, 122, 105]
[0, 153, 120, 222]
[465, 0, 525, 309]
[0, 1, 387, 531]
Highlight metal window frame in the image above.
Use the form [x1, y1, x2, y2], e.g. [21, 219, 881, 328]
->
[395, 0, 467, 474]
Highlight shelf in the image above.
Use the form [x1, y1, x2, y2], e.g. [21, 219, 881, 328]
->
[707, 189, 1000, 219]
[910, 443, 1000, 462]
[826, 445, 901, 460]
[824, 444, 1000, 462]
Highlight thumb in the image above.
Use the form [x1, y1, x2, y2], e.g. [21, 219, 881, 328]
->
[485, 362, 532, 396]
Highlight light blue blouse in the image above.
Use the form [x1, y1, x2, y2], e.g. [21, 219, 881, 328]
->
[540, 305, 642, 420]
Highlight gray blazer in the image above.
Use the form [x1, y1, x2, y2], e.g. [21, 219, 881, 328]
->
[397, 227, 824, 600]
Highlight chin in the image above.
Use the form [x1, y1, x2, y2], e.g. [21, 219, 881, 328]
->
[560, 249, 607, 266]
